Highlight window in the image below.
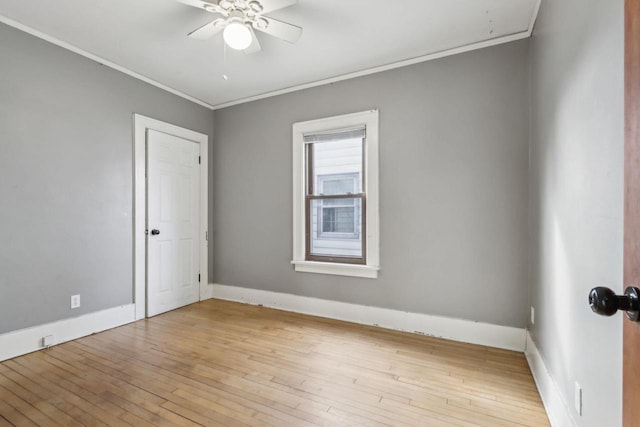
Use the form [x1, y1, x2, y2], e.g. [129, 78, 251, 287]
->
[292, 110, 379, 278]
[307, 138, 364, 262]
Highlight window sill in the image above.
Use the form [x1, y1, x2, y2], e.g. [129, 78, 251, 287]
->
[291, 260, 379, 279]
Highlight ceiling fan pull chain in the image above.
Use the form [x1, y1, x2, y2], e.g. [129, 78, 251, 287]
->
[222, 41, 229, 80]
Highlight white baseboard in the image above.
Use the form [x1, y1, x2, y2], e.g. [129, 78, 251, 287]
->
[200, 283, 215, 301]
[210, 284, 526, 351]
[525, 331, 575, 427]
[0, 304, 136, 362]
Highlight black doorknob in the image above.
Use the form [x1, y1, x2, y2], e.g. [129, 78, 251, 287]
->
[151, 229, 160, 235]
[589, 286, 640, 321]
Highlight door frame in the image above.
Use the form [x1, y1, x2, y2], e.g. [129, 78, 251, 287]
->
[624, 0, 640, 423]
[133, 114, 209, 320]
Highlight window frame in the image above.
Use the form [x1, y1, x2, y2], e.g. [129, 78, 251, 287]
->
[292, 110, 380, 279]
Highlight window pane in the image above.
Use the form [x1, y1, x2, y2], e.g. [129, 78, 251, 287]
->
[323, 178, 353, 195]
[322, 207, 355, 233]
[320, 175, 357, 205]
[310, 198, 362, 258]
[311, 139, 362, 195]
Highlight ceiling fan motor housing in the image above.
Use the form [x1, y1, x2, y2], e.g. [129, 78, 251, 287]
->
[181, 0, 302, 52]
[218, 1, 264, 16]
[210, 3, 269, 30]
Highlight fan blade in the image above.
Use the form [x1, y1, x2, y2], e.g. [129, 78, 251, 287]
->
[177, 0, 206, 8]
[188, 19, 225, 39]
[177, 0, 226, 14]
[258, 0, 298, 14]
[254, 16, 302, 44]
[244, 27, 262, 54]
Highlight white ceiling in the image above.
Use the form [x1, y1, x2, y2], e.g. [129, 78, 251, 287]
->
[0, 0, 539, 109]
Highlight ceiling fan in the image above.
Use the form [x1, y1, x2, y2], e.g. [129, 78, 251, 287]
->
[178, 0, 302, 53]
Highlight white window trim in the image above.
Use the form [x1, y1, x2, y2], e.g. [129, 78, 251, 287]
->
[292, 110, 380, 279]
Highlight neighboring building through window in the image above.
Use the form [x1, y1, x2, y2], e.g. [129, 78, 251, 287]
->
[317, 173, 360, 238]
[292, 110, 379, 278]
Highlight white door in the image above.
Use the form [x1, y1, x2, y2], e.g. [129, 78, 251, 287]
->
[146, 129, 201, 317]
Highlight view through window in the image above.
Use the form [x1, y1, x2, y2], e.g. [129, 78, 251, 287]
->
[305, 133, 365, 263]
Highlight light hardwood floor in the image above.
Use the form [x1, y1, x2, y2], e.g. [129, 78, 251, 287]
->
[0, 299, 549, 426]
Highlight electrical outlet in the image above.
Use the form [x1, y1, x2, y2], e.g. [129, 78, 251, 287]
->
[574, 381, 582, 416]
[71, 294, 81, 309]
[531, 306, 535, 324]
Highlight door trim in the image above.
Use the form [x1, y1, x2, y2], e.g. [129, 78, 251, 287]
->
[133, 114, 209, 320]
[624, 0, 640, 422]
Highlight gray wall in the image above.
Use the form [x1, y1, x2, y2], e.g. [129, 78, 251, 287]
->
[213, 40, 530, 328]
[528, 0, 623, 425]
[0, 23, 214, 334]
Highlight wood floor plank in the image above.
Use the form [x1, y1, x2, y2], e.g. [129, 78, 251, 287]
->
[0, 414, 14, 427]
[7, 355, 131, 426]
[0, 368, 81, 427]
[378, 397, 478, 427]
[69, 341, 324, 426]
[0, 398, 39, 427]
[0, 361, 103, 427]
[0, 299, 549, 426]
[0, 383, 57, 426]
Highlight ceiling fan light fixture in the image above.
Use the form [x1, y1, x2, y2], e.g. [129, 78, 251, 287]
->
[223, 21, 252, 50]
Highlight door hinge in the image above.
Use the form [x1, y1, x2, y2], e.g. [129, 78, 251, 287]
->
[206, 231, 208, 241]
[198, 156, 201, 164]
[198, 274, 201, 283]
